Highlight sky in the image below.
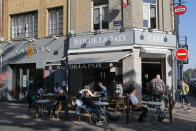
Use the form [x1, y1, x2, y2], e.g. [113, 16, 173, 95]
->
[179, 0, 196, 70]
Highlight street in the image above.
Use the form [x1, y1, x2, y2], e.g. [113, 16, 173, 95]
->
[0, 97, 196, 131]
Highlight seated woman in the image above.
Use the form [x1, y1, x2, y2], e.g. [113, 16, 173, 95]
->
[129, 85, 148, 122]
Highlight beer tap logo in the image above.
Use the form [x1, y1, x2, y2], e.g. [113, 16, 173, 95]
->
[27, 44, 33, 58]
[27, 42, 37, 58]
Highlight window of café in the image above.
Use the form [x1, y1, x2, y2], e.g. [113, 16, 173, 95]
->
[69, 63, 123, 96]
[93, 0, 109, 30]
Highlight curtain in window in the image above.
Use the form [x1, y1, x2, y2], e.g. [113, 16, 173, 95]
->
[11, 13, 37, 39]
[143, 3, 150, 28]
[48, 8, 63, 35]
[102, 7, 108, 22]
[93, 8, 99, 24]
[150, 7, 156, 18]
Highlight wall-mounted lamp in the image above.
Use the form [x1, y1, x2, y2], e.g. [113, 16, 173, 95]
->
[26, 38, 36, 42]
[6, 40, 13, 44]
[94, 30, 100, 35]
[148, 28, 153, 32]
[68, 30, 75, 37]
[30, 38, 36, 42]
[120, 27, 125, 32]
[52, 36, 58, 40]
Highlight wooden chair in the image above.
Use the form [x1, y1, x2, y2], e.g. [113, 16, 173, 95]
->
[115, 97, 126, 112]
[56, 101, 64, 119]
[77, 107, 92, 125]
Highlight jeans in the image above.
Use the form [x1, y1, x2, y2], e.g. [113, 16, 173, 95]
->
[135, 107, 148, 120]
[86, 107, 99, 121]
[180, 94, 190, 104]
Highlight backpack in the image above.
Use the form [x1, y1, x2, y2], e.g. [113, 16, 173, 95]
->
[184, 83, 189, 93]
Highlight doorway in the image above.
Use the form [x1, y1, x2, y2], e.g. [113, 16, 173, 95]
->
[11, 64, 36, 100]
[142, 58, 165, 95]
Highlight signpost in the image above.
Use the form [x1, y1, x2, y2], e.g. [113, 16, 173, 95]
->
[174, 5, 187, 15]
[176, 48, 188, 61]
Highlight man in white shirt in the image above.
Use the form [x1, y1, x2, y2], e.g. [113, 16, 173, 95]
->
[54, 83, 62, 94]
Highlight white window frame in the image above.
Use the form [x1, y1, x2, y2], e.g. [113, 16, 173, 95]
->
[143, 0, 158, 30]
[92, 2, 109, 31]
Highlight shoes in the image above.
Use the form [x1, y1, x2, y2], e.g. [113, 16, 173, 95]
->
[186, 108, 191, 112]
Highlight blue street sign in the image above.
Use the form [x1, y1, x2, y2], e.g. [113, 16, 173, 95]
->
[113, 21, 122, 26]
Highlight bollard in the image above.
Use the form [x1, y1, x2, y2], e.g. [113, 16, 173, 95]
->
[126, 93, 130, 124]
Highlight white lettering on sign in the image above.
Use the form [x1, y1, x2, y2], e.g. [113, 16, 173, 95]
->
[73, 34, 127, 45]
[69, 64, 102, 69]
[147, 35, 164, 43]
[16, 47, 51, 55]
[177, 53, 187, 56]
[175, 8, 186, 12]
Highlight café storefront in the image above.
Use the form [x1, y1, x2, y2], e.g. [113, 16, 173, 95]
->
[68, 29, 177, 101]
[68, 29, 134, 96]
[2, 36, 67, 100]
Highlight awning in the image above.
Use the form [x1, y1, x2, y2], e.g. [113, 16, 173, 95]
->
[141, 48, 170, 58]
[68, 51, 132, 65]
[141, 48, 170, 54]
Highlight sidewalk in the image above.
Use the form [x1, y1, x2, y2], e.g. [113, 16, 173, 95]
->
[0, 97, 196, 131]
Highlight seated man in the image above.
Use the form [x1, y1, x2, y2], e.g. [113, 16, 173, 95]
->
[81, 91, 99, 123]
[129, 85, 148, 122]
[82, 91, 118, 123]
[54, 83, 62, 94]
[96, 82, 107, 101]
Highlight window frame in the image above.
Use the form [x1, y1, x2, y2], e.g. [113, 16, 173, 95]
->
[48, 7, 63, 36]
[143, 0, 158, 30]
[10, 12, 38, 40]
[92, 1, 109, 31]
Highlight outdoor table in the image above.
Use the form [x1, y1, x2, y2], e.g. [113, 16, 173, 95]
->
[36, 99, 51, 118]
[42, 93, 59, 100]
[142, 101, 162, 122]
[94, 101, 109, 125]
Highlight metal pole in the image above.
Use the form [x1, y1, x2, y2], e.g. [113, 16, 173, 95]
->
[126, 93, 130, 124]
[64, 40, 69, 115]
[121, 0, 124, 29]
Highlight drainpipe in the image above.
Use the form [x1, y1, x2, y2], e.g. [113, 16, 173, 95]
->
[68, 0, 71, 33]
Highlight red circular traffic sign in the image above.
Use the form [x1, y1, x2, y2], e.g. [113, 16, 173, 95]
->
[176, 48, 188, 61]
[174, 5, 187, 15]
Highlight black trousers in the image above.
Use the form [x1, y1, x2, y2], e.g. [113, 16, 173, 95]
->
[135, 107, 148, 120]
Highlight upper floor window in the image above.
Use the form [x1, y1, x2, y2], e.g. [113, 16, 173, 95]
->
[48, 7, 63, 35]
[143, 0, 158, 29]
[11, 12, 38, 39]
[93, 0, 109, 30]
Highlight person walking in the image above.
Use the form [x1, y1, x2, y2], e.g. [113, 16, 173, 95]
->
[179, 78, 191, 111]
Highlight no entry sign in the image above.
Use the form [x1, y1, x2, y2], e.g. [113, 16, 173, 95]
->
[174, 5, 187, 15]
[176, 48, 188, 61]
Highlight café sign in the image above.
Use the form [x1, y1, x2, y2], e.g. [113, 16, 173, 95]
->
[16, 46, 51, 55]
[69, 30, 134, 49]
[135, 30, 176, 47]
[69, 64, 102, 69]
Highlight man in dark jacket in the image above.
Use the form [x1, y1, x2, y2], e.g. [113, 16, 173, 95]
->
[81, 91, 98, 123]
